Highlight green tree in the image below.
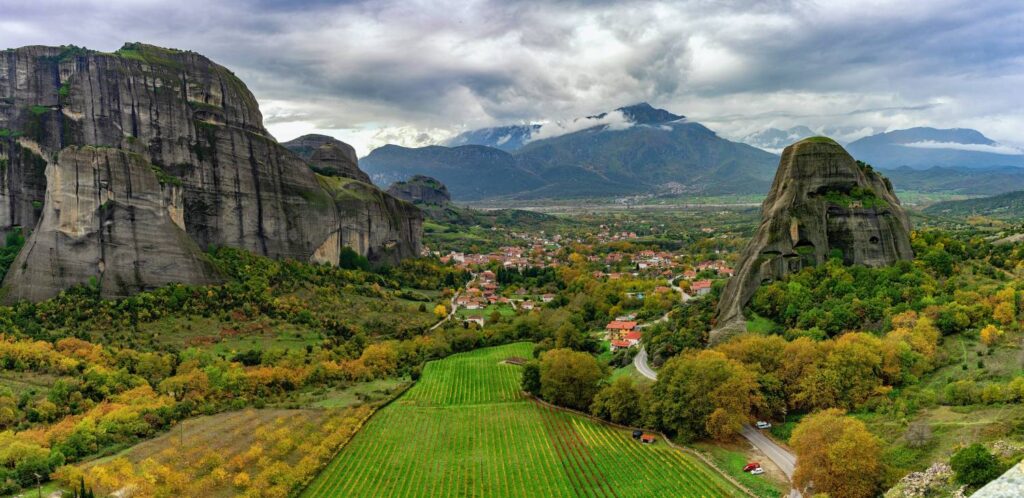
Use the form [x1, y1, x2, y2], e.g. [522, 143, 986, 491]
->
[521, 361, 541, 395]
[950, 443, 1003, 487]
[651, 350, 759, 440]
[539, 348, 608, 411]
[590, 376, 645, 425]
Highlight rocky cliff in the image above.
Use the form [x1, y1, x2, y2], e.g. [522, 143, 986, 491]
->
[282, 134, 371, 183]
[713, 137, 913, 343]
[0, 43, 421, 301]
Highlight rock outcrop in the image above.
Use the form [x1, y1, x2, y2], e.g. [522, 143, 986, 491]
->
[282, 134, 372, 184]
[0, 43, 421, 300]
[713, 138, 913, 342]
[386, 175, 451, 205]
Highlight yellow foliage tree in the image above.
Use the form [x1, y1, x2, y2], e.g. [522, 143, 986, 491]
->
[791, 409, 883, 498]
[433, 304, 447, 319]
[980, 324, 1004, 346]
[993, 301, 1016, 326]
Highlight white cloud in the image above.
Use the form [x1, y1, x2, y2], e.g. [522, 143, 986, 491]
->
[2, 0, 1023, 149]
[901, 140, 1023, 155]
[525, 110, 633, 143]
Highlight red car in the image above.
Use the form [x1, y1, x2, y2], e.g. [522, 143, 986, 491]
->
[743, 462, 761, 472]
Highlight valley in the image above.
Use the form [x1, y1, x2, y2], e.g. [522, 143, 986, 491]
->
[1, 14, 1023, 497]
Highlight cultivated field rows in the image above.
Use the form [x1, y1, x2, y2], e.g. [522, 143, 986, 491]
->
[302, 343, 744, 497]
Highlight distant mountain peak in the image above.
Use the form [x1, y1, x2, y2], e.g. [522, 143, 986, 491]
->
[591, 102, 684, 125]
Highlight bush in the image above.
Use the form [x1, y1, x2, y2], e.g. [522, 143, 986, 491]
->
[950, 443, 1003, 487]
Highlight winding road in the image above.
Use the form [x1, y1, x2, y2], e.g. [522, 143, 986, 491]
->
[633, 276, 801, 497]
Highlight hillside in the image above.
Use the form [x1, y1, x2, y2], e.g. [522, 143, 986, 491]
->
[847, 127, 1024, 169]
[924, 190, 1024, 219]
[882, 166, 1024, 196]
[361, 103, 780, 200]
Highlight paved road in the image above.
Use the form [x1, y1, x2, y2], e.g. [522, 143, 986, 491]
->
[633, 346, 801, 498]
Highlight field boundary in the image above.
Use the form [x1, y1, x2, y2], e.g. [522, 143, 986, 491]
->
[293, 380, 415, 496]
[526, 394, 758, 498]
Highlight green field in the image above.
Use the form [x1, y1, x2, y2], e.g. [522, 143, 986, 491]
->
[302, 343, 745, 497]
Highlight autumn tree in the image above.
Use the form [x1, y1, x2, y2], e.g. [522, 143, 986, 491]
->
[433, 304, 447, 319]
[538, 348, 608, 411]
[980, 324, 1004, 346]
[791, 409, 883, 498]
[651, 350, 759, 440]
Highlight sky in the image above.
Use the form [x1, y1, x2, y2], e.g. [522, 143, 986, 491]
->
[2, 0, 1022, 156]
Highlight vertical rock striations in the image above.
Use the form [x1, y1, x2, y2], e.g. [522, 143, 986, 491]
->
[0, 43, 421, 301]
[713, 137, 913, 343]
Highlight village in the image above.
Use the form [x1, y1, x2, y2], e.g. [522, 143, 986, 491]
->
[433, 223, 737, 351]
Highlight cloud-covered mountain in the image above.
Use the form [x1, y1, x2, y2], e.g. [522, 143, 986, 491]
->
[444, 125, 540, 152]
[361, 103, 778, 200]
[741, 126, 816, 153]
[847, 128, 1024, 169]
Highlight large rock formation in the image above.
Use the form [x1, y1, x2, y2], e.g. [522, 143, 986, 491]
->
[0, 43, 421, 301]
[386, 175, 451, 205]
[714, 137, 913, 342]
[282, 134, 372, 183]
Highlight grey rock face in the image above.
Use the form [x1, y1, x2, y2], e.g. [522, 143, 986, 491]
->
[713, 138, 913, 343]
[5, 146, 219, 301]
[0, 43, 421, 300]
[282, 134, 372, 184]
[386, 175, 451, 205]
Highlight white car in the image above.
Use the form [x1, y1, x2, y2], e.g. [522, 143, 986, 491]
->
[750, 467, 765, 475]
[755, 421, 772, 429]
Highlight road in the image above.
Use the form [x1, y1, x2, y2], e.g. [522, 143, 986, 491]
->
[633, 346, 801, 498]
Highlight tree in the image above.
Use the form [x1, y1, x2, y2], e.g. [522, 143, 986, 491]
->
[651, 350, 759, 440]
[791, 409, 883, 498]
[950, 443, 1003, 487]
[338, 247, 370, 271]
[538, 349, 608, 411]
[993, 302, 1015, 326]
[980, 324, 1004, 346]
[590, 377, 644, 425]
[433, 304, 447, 319]
[905, 421, 932, 448]
[521, 361, 541, 395]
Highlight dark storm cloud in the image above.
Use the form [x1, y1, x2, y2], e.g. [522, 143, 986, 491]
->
[1, 0, 1021, 153]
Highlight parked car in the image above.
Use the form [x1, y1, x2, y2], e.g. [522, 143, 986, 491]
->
[750, 467, 765, 475]
[743, 462, 761, 472]
[632, 429, 643, 440]
[755, 421, 772, 429]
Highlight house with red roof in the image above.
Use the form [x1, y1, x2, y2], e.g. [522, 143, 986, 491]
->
[691, 279, 713, 296]
[609, 339, 632, 351]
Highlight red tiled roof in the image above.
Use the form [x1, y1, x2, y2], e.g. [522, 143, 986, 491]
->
[610, 340, 631, 348]
[606, 321, 638, 330]
[624, 331, 642, 341]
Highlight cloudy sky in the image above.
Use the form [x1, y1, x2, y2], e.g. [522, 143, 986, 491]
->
[2, 0, 1022, 155]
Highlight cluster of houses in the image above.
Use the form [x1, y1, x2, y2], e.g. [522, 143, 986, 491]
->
[457, 271, 557, 328]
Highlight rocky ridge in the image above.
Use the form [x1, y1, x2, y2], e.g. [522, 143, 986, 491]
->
[0, 43, 420, 301]
[713, 137, 913, 342]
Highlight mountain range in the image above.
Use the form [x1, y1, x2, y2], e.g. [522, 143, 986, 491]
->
[361, 103, 779, 200]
